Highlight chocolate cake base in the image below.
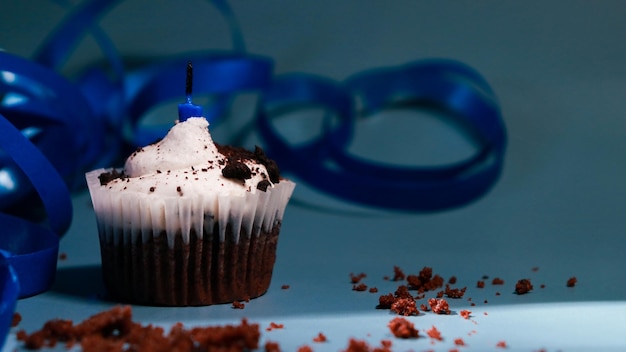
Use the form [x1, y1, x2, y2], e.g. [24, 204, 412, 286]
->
[99, 222, 280, 306]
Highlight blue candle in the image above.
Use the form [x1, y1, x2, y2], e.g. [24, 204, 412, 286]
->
[177, 61, 203, 121]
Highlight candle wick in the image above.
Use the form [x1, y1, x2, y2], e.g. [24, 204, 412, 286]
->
[178, 60, 203, 121]
[185, 61, 193, 101]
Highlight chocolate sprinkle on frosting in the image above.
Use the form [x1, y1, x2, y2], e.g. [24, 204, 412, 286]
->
[254, 146, 280, 183]
[216, 144, 282, 184]
[98, 169, 125, 186]
[256, 180, 271, 192]
[222, 161, 252, 180]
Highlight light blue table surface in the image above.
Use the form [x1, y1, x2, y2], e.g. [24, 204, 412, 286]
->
[1, 1, 625, 351]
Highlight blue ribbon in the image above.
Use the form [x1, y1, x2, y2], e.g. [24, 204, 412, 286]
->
[256, 60, 506, 211]
[0, 252, 19, 349]
[0, 0, 507, 347]
[0, 108, 68, 304]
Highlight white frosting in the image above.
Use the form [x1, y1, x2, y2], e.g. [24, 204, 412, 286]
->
[85, 117, 295, 248]
[117, 117, 272, 197]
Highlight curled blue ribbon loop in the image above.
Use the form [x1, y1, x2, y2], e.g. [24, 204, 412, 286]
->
[0, 112, 67, 299]
[0, 51, 103, 193]
[257, 59, 507, 211]
[0, 213, 59, 298]
[0, 251, 19, 348]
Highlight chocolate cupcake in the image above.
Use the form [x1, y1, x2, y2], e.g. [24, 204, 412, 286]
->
[85, 117, 295, 306]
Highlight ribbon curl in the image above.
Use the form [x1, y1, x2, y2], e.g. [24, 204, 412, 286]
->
[256, 60, 506, 211]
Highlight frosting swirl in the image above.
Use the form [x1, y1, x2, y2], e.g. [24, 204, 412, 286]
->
[103, 117, 277, 197]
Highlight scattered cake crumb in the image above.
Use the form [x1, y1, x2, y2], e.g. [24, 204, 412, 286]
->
[387, 317, 419, 339]
[16, 306, 260, 351]
[313, 332, 327, 343]
[496, 340, 508, 348]
[11, 312, 22, 327]
[350, 272, 367, 283]
[265, 341, 281, 352]
[297, 345, 313, 352]
[428, 298, 451, 315]
[232, 301, 245, 309]
[406, 267, 444, 292]
[394, 285, 411, 299]
[368, 287, 378, 293]
[281, 285, 290, 290]
[476, 280, 485, 288]
[344, 338, 372, 352]
[566, 277, 577, 287]
[444, 285, 467, 299]
[391, 298, 418, 316]
[492, 278, 504, 285]
[342, 338, 392, 352]
[353, 283, 368, 292]
[454, 337, 466, 346]
[426, 326, 443, 341]
[376, 293, 395, 309]
[392, 266, 406, 281]
[459, 310, 471, 319]
[514, 279, 533, 295]
[58, 253, 67, 261]
[266, 322, 284, 331]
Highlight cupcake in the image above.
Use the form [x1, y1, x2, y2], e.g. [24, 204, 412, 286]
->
[85, 116, 295, 306]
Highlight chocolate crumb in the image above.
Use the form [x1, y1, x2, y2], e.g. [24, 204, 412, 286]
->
[352, 283, 368, 292]
[98, 169, 125, 185]
[253, 146, 281, 183]
[222, 161, 252, 180]
[15, 306, 260, 351]
[350, 272, 367, 284]
[566, 277, 578, 287]
[257, 180, 272, 192]
[313, 332, 327, 343]
[514, 279, 533, 294]
[11, 313, 21, 327]
[266, 341, 281, 352]
[387, 317, 419, 338]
